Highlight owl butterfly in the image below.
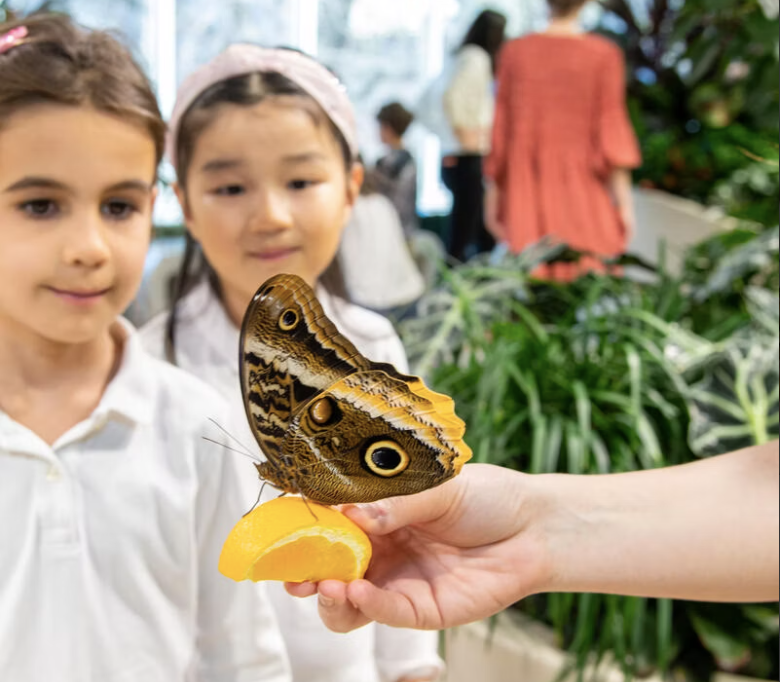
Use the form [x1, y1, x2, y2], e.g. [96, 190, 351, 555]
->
[239, 274, 472, 505]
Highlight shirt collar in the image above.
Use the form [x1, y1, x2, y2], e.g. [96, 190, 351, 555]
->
[181, 282, 241, 371]
[0, 319, 156, 455]
[93, 318, 156, 426]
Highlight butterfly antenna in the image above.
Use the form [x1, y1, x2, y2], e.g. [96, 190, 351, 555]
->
[201, 436, 263, 463]
[208, 418, 257, 458]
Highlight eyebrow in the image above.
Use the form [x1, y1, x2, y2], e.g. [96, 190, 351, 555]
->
[200, 152, 330, 174]
[3, 177, 153, 194]
[200, 159, 244, 174]
[282, 152, 329, 165]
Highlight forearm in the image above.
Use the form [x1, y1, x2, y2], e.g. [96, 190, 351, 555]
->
[532, 443, 780, 602]
[609, 168, 634, 214]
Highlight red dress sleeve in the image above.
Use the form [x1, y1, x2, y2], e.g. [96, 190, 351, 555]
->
[484, 45, 511, 184]
[597, 46, 641, 171]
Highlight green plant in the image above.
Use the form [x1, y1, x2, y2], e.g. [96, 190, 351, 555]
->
[400, 234, 779, 681]
[597, 0, 780, 227]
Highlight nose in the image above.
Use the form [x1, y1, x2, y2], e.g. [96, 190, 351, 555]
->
[248, 188, 293, 234]
[62, 212, 111, 268]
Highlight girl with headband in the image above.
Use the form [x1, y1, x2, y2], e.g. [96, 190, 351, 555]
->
[140, 45, 444, 682]
[0, 15, 291, 681]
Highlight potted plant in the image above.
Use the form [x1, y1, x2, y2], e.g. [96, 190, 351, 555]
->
[399, 231, 779, 681]
[596, 0, 779, 227]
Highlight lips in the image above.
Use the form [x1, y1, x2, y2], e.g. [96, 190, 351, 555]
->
[47, 286, 112, 299]
[248, 247, 301, 261]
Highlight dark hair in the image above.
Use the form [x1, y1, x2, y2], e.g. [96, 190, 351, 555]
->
[0, 13, 165, 167]
[165, 69, 353, 363]
[376, 102, 414, 138]
[460, 9, 507, 75]
[547, 0, 589, 17]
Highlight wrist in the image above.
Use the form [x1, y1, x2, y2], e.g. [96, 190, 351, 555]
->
[525, 473, 609, 595]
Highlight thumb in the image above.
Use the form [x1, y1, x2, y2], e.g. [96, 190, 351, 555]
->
[340, 479, 462, 536]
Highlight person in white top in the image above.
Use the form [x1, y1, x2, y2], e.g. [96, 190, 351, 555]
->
[0, 15, 290, 682]
[337, 169, 426, 314]
[440, 9, 507, 262]
[140, 45, 445, 682]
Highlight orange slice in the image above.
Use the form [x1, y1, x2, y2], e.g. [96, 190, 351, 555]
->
[218, 496, 372, 583]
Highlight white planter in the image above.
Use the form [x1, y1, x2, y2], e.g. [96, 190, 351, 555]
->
[444, 610, 644, 682]
[443, 610, 771, 682]
[628, 187, 737, 278]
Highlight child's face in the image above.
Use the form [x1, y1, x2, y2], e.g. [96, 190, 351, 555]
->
[180, 98, 362, 311]
[0, 105, 157, 345]
[379, 122, 398, 147]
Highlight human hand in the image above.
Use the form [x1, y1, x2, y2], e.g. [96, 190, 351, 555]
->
[285, 464, 548, 633]
[619, 204, 635, 244]
[484, 182, 505, 241]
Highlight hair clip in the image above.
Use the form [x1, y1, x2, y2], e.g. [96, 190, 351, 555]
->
[0, 26, 29, 55]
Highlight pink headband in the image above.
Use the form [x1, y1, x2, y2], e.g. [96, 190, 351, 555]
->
[166, 45, 359, 172]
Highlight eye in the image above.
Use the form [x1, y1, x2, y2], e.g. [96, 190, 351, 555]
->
[308, 397, 341, 427]
[102, 200, 138, 220]
[20, 199, 58, 219]
[215, 184, 245, 196]
[279, 308, 299, 331]
[288, 179, 315, 191]
[363, 440, 410, 478]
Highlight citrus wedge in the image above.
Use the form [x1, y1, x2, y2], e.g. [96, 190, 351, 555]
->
[218, 496, 372, 583]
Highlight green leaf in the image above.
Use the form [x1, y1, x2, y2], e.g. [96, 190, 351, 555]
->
[545, 416, 564, 473]
[530, 416, 548, 475]
[689, 609, 753, 671]
[657, 599, 674, 674]
[565, 422, 587, 474]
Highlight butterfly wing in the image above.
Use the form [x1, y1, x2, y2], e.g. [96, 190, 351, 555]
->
[277, 368, 473, 504]
[240, 274, 370, 464]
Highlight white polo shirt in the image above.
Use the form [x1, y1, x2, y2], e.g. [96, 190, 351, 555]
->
[141, 283, 445, 682]
[0, 321, 292, 682]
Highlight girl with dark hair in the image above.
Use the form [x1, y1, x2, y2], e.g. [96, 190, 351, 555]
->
[441, 9, 507, 262]
[0, 14, 290, 681]
[139, 44, 444, 682]
[484, 0, 642, 279]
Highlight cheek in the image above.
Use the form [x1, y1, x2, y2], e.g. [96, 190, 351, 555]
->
[189, 200, 242, 252]
[114, 227, 152, 284]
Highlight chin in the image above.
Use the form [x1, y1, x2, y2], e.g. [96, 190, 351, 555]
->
[44, 316, 117, 346]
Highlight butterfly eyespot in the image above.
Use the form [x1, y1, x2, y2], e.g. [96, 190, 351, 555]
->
[363, 440, 410, 478]
[309, 397, 339, 426]
[279, 309, 299, 331]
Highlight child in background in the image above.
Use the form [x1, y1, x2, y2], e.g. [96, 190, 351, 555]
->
[0, 15, 290, 682]
[375, 102, 418, 237]
[139, 45, 444, 682]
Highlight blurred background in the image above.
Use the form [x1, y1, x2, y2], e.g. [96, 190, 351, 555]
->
[2, 1, 777, 681]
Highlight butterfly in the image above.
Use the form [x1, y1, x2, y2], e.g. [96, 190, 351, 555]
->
[239, 274, 472, 505]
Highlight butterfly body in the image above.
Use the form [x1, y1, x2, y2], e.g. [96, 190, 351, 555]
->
[240, 274, 471, 505]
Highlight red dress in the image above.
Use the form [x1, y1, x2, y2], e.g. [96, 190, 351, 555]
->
[484, 34, 641, 279]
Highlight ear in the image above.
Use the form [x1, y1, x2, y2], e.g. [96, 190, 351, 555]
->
[149, 185, 159, 211]
[173, 181, 199, 242]
[345, 161, 364, 211]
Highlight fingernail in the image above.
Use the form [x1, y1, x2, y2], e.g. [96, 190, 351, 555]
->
[318, 594, 335, 608]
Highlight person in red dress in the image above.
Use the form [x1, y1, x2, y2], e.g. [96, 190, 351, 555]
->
[484, 0, 641, 279]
